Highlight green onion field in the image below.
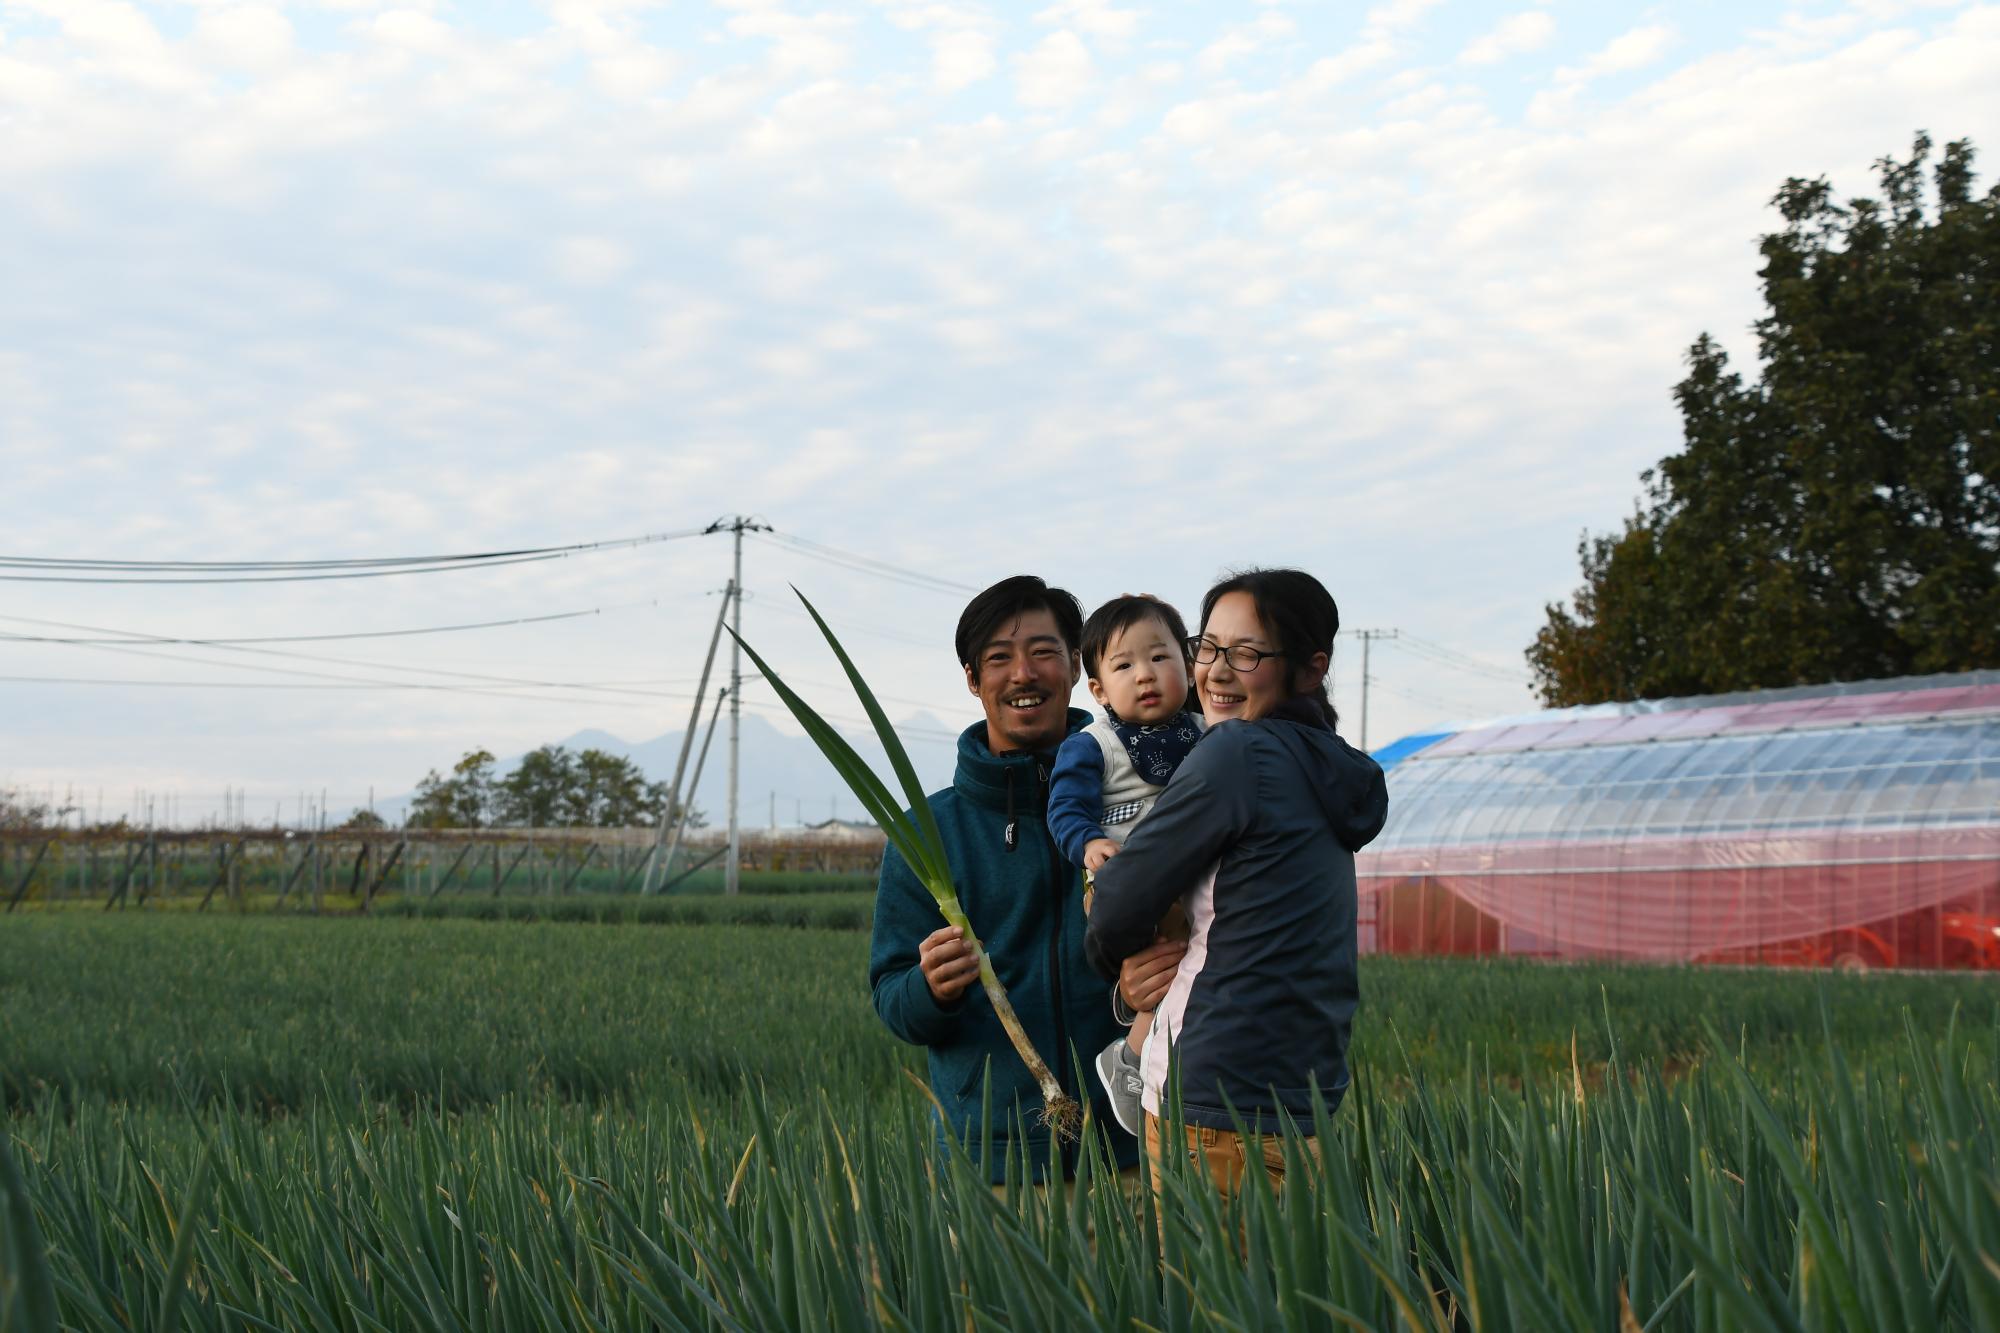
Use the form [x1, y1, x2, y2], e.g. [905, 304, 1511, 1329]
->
[2, 911, 1996, 1330]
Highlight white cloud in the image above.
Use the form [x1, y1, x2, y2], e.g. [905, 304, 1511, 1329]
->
[1196, 10, 1295, 75]
[19, 0, 201, 93]
[367, 9, 455, 54]
[192, 6, 297, 72]
[725, 7, 854, 78]
[589, 47, 677, 101]
[1014, 29, 1094, 107]
[931, 29, 995, 91]
[1032, 0, 1139, 42]
[1459, 11, 1554, 66]
[546, 3, 680, 102]
[1558, 23, 1675, 84]
[1305, 40, 1395, 87]
[1362, 0, 1443, 37]
[553, 236, 633, 285]
[740, 78, 898, 154]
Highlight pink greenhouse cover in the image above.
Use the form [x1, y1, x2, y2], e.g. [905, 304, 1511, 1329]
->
[1356, 825, 2000, 960]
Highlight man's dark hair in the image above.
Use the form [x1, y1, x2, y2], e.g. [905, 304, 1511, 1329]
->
[955, 575, 1084, 670]
[1079, 595, 1192, 680]
[1200, 568, 1341, 728]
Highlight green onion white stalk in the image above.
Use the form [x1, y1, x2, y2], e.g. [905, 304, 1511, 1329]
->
[733, 591, 1081, 1141]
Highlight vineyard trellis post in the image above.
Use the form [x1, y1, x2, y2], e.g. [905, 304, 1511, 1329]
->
[5, 839, 52, 913]
[199, 839, 245, 912]
[361, 840, 406, 910]
[275, 837, 314, 910]
[103, 838, 141, 911]
[560, 842, 598, 894]
[430, 840, 477, 899]
[496, 843, 531, 895]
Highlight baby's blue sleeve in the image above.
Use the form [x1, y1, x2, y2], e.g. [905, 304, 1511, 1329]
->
[1047, 732, 1109, 867]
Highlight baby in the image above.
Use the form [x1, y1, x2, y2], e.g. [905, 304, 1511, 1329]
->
[1047, 594, 1201, 1136]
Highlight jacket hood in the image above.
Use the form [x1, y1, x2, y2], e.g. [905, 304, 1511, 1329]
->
[1265, 709, 1389, 853]
[952, 709, 1094, 812]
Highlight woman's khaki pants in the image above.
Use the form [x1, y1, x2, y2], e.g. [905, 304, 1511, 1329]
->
[1143, 1112, 1318, 1205]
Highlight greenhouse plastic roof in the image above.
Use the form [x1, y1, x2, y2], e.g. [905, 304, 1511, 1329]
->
[1370, 670, 2000, 849]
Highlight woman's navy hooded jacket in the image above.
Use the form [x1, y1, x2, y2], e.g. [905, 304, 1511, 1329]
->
[1084, 698, 1388, 1133]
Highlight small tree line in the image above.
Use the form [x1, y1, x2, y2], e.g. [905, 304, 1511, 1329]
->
[0, 788, 74, 833]
[408, 746, 703, 831]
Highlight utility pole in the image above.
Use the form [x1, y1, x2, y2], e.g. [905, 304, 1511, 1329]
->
[641, 583, 733, 894]
[704, 515, 769, 896]
[1351, 629, 1401, 751]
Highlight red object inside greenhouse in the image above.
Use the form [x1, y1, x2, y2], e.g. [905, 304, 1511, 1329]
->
[1357, 827, 2000, 970]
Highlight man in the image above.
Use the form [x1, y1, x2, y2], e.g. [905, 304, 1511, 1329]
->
[868, 575, 1185, 1183]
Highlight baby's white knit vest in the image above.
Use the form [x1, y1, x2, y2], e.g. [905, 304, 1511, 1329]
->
[1083, 718, 1167, 844]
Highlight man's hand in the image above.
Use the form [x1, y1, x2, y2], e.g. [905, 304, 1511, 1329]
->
[1082, 839, 1119, 872]
[919, 925, 982, 1004]
[1118, 937, 1186, 1013]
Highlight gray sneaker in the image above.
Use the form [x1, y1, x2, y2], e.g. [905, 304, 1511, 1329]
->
[1094, 1036, 1145, 1137]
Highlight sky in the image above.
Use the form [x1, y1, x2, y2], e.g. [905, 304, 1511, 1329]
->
[2, 0, 1996, 827]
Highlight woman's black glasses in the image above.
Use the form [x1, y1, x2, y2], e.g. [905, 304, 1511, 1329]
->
[1186, 637, 1285, 673]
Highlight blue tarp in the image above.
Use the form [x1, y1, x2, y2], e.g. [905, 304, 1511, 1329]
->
[1370, 730, 1455, 770]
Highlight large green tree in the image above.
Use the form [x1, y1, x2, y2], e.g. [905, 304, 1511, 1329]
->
[1530, 134, 2000, 705]
[564, 748, 673, 828]
[494, 745, 578, 828]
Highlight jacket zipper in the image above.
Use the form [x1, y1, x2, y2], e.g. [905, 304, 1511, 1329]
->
[1003, 764, 1018, 851]
[1039, 760, 1071, 1118]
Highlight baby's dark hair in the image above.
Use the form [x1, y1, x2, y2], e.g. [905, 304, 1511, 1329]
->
[1079, 596, 1192, 680]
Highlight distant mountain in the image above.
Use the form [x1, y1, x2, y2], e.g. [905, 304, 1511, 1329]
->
[377, 711, 962, 828]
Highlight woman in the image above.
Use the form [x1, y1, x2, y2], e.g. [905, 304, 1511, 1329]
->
[1084, 567, 1388, 1198]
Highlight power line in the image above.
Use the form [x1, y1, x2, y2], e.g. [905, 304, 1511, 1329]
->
[1391, 633, 1528, 684]
[2, 583, 965, 732]
[0, 527, 710, 584]
[0, 673, 676, 705]
[0, 602, 650, 646]
[1, 606, 716, 702]
[0, 550, 577, 585]
[0, 671, 960, 743]
[733, 674, 964, 733]
[754, 597, 944, 649]
[0, 528, 707, 571]
[38, 637, 713, 706]
[756, 531, 975, 595]
[1366, 678, 1492, 719]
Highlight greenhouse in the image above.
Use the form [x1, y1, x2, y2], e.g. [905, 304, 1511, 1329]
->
[1357, 670, 2000, 970]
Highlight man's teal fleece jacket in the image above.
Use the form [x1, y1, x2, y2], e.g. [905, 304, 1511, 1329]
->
[868, 709, 1139, 1183]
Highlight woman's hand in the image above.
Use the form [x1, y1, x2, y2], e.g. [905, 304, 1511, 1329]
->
[1118, 937, 1187, 1012]
[919, 925, 982, 1004]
